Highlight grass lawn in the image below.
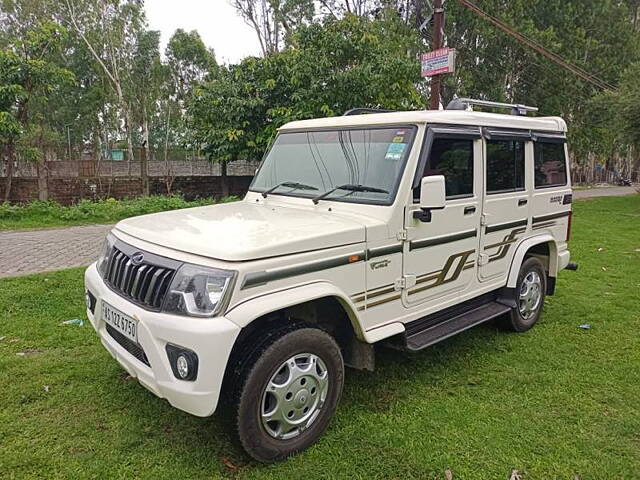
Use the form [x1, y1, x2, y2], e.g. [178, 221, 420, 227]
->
[1, 196, 639, 479]
[0, 196, 236, 231]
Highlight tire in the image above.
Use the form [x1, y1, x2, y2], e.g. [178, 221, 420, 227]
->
[230, 326, 344, 462]
[503, 257, 547, 332]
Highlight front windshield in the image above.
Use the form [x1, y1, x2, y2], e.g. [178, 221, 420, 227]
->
[250, 126, 417, 205]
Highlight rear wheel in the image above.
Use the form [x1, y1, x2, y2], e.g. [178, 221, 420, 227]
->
[231, 327, 344, 462]
[503, 257, 547, 332]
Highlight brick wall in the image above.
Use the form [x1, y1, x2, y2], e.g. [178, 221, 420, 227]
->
[0, 176, 254, 205]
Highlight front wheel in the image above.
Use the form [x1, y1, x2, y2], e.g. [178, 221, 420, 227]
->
[503, 257, 547, 332]
[232, 327, 344, 462]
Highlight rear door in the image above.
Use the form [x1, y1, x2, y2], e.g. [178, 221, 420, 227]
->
[402, 125, 483, 308]
[530, 134, 572, 239]
[478, 129, 531, 282]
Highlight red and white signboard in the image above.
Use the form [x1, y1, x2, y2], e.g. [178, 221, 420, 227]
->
[421, 48, 457, 77]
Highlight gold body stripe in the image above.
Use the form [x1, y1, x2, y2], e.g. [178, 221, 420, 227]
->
[351, 226, 527, 311]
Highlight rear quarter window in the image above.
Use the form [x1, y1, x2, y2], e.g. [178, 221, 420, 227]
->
[534, 142, 567, 188]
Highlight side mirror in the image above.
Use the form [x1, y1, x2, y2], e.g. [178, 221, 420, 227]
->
[414, 175, 446, 222]
[420, 175, 446, 209]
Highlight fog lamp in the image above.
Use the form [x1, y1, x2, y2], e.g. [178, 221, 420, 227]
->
[166, 344, 199, 381]
[176, 354, 189, 379]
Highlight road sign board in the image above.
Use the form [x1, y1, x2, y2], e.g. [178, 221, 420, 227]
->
[421, 48, 456, 77]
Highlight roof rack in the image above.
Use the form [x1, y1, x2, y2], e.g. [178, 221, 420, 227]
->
[446, 97, 538, 116]
[343, 108, 395, 116]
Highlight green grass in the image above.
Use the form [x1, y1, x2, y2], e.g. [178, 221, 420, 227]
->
[1, 196, 639, 479]
[0, 195, 238, 231]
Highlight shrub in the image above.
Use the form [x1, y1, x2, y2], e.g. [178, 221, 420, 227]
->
[0, 195, 239, 228]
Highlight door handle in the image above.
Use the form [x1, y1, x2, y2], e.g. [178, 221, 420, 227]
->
[518, 199, 528, 206]
[464, 206, 476, 215]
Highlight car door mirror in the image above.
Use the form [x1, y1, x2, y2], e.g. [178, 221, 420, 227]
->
[420, 175, 446, 209]
[414, 175, 446, 223]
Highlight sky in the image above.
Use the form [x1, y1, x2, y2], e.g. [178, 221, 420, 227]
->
[145, 0, 262, 64]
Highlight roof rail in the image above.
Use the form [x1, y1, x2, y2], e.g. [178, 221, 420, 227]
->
[446, 97, 538, 116]
[343, 108, 395, 116]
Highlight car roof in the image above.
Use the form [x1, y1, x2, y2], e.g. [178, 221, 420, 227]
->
[279, 110, 567, 133]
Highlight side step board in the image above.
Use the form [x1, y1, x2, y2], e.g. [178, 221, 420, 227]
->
[404, 301, 511, 351]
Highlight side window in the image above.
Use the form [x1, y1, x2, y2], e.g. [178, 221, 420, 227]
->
[535, 142, 567, 188]
[486, 140, 525, 194]
[423, 138, 474, 198]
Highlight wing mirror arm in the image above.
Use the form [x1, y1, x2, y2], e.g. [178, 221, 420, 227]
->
[413, 206, 444, 222]
[414, 175, 446, 223]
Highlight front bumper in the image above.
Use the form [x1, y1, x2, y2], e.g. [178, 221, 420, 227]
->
[84, 263, 241, 417]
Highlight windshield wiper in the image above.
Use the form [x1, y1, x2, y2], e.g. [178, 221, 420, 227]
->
[312, 184, 389, 204]
[261, 181, 319, 198]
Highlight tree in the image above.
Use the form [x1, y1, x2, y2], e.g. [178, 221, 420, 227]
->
[189, 11, 423, 196]
[189, 63, 263, 197]
[232, 0, 315, 54]
[63, 0, 145, 171]
[0, 22, 74, 201]
[164, 29, 217, 155]
[166, 29, 216, 101]
[129, 29, 164, 195]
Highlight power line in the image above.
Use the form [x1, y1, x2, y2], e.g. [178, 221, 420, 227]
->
[457, 0, 618, 92]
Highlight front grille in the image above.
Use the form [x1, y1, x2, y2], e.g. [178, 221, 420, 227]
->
[104, 247, 175, 310]
[106, 324, 150, 366]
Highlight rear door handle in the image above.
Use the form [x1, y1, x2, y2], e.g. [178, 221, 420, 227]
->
[518, 199, 528, 206]
[464, 206, 476, 215]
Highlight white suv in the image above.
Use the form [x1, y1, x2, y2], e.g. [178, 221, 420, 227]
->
[84, 99, 576, 462]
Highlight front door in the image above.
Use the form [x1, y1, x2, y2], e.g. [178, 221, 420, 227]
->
[402, 126, 483, 308]
[478, 131, 531, 282]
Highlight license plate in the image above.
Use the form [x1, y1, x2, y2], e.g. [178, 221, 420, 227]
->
[101, 301, 138, 344]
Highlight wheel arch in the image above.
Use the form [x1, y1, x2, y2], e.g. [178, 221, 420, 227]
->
[222, 283, 372, 392]
[225, 281, 364, 339]
[506, 234, 558, 288]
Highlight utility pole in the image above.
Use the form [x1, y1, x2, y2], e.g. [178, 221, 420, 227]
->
[430, 0, 444, 110]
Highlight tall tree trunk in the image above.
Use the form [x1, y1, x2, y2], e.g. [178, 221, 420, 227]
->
[163, 107, 173, 195]
[141, 106, 150, 196]
[3, 143, 15, 202]
[220, 160, 229, 198]
[120, 95, 134, 177]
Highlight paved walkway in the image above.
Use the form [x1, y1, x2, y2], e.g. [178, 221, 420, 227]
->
[0, 186, 637, 278]
[0, 224, 113, 278]
[573, 186, 637, 199]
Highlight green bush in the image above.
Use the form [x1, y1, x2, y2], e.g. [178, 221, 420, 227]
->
[0, 195, 239, 230]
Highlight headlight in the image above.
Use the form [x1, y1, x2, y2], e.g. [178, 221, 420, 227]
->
[97, 234, 115, 276]
[163, 264, 235, 317]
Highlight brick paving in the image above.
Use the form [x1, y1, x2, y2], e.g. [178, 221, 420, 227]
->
[0, 224, 114, 278]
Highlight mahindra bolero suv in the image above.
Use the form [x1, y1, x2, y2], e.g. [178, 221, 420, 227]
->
[84, 98, 576, 462]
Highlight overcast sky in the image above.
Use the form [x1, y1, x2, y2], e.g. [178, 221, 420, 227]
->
[145, 0, 262, 64]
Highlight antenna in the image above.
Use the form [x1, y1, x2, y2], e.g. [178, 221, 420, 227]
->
[446, 97, 538, 116]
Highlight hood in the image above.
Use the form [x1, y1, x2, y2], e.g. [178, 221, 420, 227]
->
[114, 201, 366, 262]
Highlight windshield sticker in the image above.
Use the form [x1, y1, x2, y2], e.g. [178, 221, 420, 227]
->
[385, 142, 406, 160]
[392, 136, 405, 143]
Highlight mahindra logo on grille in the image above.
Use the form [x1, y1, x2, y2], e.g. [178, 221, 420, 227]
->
[131, 252, 145, 265]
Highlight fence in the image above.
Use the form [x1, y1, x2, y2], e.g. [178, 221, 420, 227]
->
[1, 147, 259, 204]
[569, 151, 640, 185]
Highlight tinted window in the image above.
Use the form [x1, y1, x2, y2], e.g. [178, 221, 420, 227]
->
[535, 142, 567, 188]
[486, 140, 525, 193]
[422, 138, 474, 198]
